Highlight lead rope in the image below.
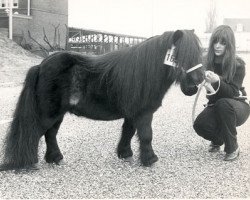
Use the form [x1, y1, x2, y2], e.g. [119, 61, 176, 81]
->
[191, 80, 206, 124]
[191, 78, 221, 124]
[184, 63, 222, 124]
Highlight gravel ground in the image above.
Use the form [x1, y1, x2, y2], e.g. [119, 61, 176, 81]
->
[0, 83, 249, 199]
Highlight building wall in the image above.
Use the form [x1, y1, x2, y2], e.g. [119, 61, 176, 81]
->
[31, 0, 68, 15]
[27, 0, 68, 50]
[0, 0, 68, 51]
[235, 32, 250, 52]
[12, 16, 29, 44]
[14, 0, 28, 15]
[0, 16, 8, 27]
[224, 18, 250, 32]
[13, 9, 68, 50]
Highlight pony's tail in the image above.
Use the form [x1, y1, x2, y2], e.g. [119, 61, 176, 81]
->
[0, 65, 43, 171]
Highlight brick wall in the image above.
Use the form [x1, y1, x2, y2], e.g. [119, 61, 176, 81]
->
[31, 0, 68, 15]
[0, 0, 68, 52]
[0, 16, 8, 27]
[13, 10, 68, 50]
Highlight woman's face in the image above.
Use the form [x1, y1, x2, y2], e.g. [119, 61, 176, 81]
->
[213, 41, 226, 57]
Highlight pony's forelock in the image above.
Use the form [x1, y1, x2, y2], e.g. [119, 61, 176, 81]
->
[173, 30, 202, 71]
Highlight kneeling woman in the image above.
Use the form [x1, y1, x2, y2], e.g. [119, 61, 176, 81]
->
[181, 25, 250, 161]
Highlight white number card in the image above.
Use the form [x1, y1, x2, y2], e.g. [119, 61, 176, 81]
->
[164, 45, 177, 67]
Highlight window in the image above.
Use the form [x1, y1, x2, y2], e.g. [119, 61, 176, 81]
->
[236, 23, 244, 32]
[0, 0, 18, 8]
[0, 0, 7, 8]
[13, 0, 18, 7]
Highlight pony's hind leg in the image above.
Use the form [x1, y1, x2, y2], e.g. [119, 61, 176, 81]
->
[117, 118, 136, 159]
[44, 117, 64, 164]
[135, 112, 158, 166]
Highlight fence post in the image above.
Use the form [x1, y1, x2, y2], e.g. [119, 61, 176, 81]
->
[9, 0, 13, 39]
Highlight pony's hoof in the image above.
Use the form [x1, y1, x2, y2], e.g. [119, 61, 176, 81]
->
[45, 151, 63, 164]
[27, 164, 40, 171]
[117, 147, 133, 159]
[122, 156, 134, 163]
[56, 159, 66, 165]
[141, 154, 158, 167]
[54, 157, 63, 165]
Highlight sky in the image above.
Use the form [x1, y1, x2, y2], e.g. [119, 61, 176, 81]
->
[69, 0, 250, 37]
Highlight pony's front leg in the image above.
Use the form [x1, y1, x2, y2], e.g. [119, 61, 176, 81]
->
[135, 112, 158, 166]
[117, 118, 136, 159]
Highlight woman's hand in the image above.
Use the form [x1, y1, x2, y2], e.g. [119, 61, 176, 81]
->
[205, 70, 220, 83]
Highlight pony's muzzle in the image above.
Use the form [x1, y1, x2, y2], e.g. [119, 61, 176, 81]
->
[186, 64, 205, 86]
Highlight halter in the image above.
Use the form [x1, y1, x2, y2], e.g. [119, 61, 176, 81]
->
[186, 63, 203, 74]
[163, 45, 203, 74]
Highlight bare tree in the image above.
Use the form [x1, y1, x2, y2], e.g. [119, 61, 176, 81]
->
[205, 0, 217, 33]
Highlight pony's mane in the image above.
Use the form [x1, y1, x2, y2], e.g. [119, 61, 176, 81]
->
[77, 30, 201, 115]
[91, 34, 172, 114]
[90, 30, 202, 77]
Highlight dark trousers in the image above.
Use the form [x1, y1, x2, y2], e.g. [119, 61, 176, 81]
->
[193, 98, 250, 153]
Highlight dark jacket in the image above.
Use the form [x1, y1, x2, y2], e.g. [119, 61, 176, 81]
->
[181, 56, 247, 104]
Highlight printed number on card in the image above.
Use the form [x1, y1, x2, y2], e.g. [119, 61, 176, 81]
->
[164, 45, 177, 67]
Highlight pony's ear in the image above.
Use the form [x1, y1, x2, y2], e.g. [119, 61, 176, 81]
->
[173, 30, 184, 44]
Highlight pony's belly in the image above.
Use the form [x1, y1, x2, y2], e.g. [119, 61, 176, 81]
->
[69, 101, 122, 121]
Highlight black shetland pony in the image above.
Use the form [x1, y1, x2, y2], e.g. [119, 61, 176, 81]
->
[1, 30, 204, 171]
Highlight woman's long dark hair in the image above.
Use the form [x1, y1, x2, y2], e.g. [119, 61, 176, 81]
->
[206, 25, 236, 82]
